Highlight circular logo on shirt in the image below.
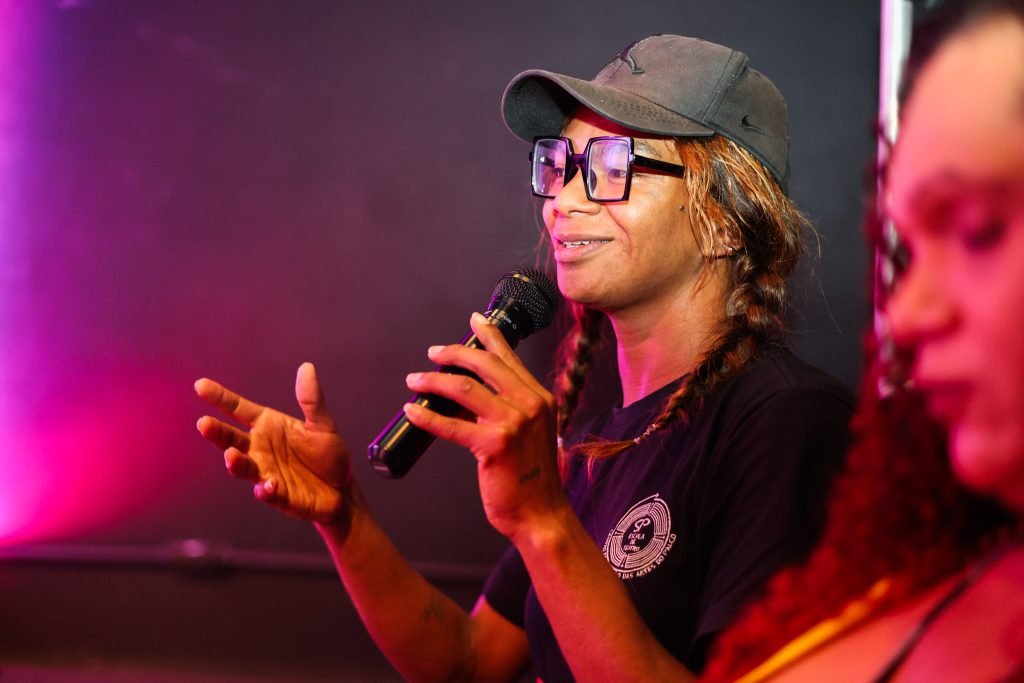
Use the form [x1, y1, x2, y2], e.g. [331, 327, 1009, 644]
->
[603, 493, 676, 580]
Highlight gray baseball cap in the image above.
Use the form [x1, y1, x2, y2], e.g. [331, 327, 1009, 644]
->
[501, 34, 791, 192]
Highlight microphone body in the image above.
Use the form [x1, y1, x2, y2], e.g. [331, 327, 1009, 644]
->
[367, 269, 559, 479]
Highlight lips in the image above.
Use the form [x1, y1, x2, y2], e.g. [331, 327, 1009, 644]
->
[560, 239, 608, 248]
[551, 235, 612, 262]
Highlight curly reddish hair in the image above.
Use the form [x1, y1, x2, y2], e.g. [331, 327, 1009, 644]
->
[701, 7, 1023, 678]
[699, 349, 1011, 681]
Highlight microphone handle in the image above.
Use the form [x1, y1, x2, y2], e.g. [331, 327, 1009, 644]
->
[367, 310, 521, 479]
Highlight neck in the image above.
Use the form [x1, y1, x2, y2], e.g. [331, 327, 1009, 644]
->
[610, 287, 727, 407]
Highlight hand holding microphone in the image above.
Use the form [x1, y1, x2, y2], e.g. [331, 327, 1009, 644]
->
[368, 268, 560, 478]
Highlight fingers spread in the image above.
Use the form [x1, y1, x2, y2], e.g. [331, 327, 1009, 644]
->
[196, 415, 252, 453]
[224, 447, 261, 483]
[194, 378, 264, 426]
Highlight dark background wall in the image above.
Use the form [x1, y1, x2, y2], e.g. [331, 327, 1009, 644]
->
[0, 1, 877, 680]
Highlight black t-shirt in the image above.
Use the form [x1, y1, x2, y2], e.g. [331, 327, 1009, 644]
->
[482, 348, 854, 681]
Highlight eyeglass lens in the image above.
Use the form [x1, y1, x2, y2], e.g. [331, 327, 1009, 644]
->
[532, 138, 569, 197]
[531, 137, 632, 201]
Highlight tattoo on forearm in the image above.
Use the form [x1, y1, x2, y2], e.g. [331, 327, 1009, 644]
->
[519, 467, 541, 485]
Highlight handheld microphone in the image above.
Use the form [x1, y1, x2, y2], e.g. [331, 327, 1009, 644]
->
[367, 268, 561, 479]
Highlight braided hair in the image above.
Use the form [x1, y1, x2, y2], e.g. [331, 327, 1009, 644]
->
[551, 133, 810, 469]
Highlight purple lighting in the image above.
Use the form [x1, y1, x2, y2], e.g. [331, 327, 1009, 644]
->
[0, 3, 40, 543]
[0, 365, 190, 544]
[0, 5, 198, 545]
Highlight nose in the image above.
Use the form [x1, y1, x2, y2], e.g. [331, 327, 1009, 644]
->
[887, 256, 957, 348]
[550, 164, 598, 217]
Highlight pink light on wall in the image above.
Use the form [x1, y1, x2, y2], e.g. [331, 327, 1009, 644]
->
[0, 3, 42, 543]
[0, 4, 199, 546]
[0, 362, 190, 544]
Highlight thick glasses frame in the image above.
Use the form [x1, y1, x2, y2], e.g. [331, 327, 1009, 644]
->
[530, 135, 686, 202]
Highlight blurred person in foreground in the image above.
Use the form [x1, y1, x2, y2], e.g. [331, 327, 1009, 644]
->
[195, 34, 853, 682]
[702, 2, 1024, 681]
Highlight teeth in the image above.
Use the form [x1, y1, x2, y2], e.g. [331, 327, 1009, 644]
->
[562, 240, 604, 248]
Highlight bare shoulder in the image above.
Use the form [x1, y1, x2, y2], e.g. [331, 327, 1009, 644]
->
[902, 544, 1024, 681]
[754, 548, 1024, 682]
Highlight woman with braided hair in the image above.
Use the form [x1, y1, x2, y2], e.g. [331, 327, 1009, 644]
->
[195, 34, 853, 682]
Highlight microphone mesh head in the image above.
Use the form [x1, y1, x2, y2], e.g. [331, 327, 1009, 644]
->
[491, 268, 561, 336]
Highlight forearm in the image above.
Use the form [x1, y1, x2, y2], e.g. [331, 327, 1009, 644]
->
[515, 506, 696, 683]
[316, 485, 478, 683]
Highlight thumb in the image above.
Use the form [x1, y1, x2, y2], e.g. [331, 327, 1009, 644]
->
[295, 362, 335, 429]
[471, 311, 511, 352]
[471, 311, 523, 368]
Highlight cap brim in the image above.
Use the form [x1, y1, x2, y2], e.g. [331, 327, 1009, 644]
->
[501, 69, 715, 141]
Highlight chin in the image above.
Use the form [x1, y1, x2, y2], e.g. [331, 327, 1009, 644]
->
[555, 275, 605, 309]
[949, 424, 1024, 511]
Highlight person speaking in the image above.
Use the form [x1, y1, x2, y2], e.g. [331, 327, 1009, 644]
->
[196, 34, 853, 682]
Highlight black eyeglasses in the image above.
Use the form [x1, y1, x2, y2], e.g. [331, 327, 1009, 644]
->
[530, 136, 686, 202]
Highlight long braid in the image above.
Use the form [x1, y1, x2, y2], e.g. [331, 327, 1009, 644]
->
[551, 303, 606, 477]
[564, 135, 809, 461]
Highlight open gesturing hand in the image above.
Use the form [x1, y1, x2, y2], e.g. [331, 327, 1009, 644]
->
[195, 362, 351, 524]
